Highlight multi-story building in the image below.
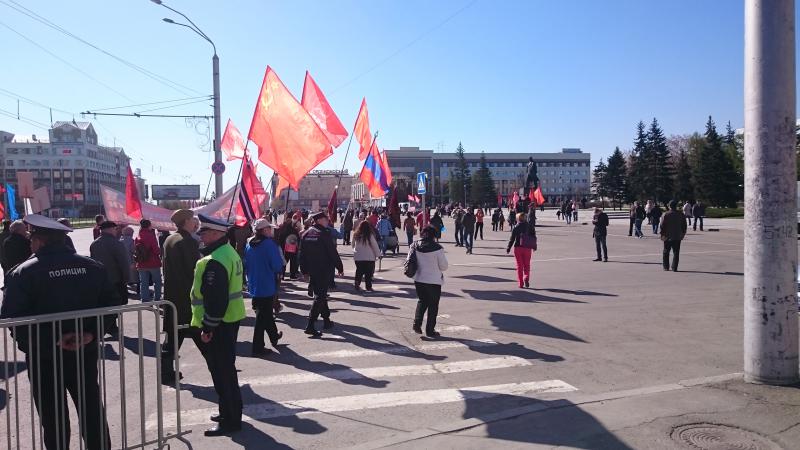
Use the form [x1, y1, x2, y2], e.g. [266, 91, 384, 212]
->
[384, 147, 591, 204]
[271, 170, 353, 210]
[0, 121, 130, 217]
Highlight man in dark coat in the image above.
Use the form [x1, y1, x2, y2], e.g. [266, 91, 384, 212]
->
[89, 221, 130, 335]
[592, 207, 609, 262]
[2, 220, 31, 274]
[161, 209, 200, 384]
[299, 212, 343, 336]
[660, 200, 687, 271]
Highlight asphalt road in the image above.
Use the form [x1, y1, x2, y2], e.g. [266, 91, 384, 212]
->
[0, 211, 761, 449]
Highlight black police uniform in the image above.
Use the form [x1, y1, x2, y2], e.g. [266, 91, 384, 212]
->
[298, 223, 343, 334]
[0, 217, 122, 450]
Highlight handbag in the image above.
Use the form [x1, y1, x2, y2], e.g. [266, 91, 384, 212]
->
[403, 244, 418, 278]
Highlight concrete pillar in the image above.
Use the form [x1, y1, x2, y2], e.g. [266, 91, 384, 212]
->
[743, 0, 799, 385]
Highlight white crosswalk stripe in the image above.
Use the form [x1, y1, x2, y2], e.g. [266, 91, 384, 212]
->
[171, 356, 531, 389]
[150, 379, 577, 429]
[306, 338, 498, 359]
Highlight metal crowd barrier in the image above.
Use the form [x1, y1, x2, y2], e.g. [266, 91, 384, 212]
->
[0, 301, 190, 449]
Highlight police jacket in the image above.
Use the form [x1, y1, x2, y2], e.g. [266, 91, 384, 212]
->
[0, 243, 122, 355]
[2, 233, 31, 274]
[298, 224, 343, 275]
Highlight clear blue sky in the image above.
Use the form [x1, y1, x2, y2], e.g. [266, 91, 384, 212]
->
[0, 0, 793, 193]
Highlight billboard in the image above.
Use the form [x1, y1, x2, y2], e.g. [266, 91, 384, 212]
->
[151, 185, 201, 200]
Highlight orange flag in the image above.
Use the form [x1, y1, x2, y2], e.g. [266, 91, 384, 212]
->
[221, 119, 246, 161]
[353, 98, 372, 160]
[381, 150, 393, 185]
[248, 66, 332, 190]
[532, 186, 545, 205]
[301, 71, 348, 147]
[275, 174, 291, 195]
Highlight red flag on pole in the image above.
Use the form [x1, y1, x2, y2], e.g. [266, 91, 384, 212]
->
[407, 194, 414, 202]
[125, 163, 142, 219]
[221, 119, 246, 161]
[531, 186, 545, 205]
[381, 150, 393, 185]
[249, 66, 333, 190]
[353, 98, 372, 160]
[301, 71, 348, 147]
[327, 187, 338, 224]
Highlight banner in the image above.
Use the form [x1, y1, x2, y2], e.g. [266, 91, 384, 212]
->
[30, 186, 51, 213]
[100, 185, 237, 231]
[6, 183, 18, 220]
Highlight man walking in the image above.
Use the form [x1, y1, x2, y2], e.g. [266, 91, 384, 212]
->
[628, 202, 637, 236]
[452, 205, 465, 246]
[592, 207, 609, 262]
[461, 208, 476, 254]
[191, 214, 246, 437]
[161, 209, 200, 384]
[135, 219, 162, 302]
[692, 201, 705, 231]
[245, 219, 284, 356]
[299, 212, 344, 337]
[1, 215, 119, 450]
[660, 200, 687, 272]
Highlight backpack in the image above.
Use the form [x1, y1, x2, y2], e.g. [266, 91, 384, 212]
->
[403, 244, 418, 278]
[520, 226, 538, 250]
[134, 241, 151, 263]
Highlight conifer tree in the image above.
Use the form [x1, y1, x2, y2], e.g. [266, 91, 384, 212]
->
[592, 160, 609, 208]
[451, 142, 468, 204]
[605, 147, 628, 209]
[672, 147, 694, 202]
[627, 121, 649, 201]
[647, 118, 674, 204]
[470, 152, 496, 206]
[694, 117, 739, 207]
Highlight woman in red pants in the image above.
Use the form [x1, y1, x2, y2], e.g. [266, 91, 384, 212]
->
[506, 212, 537, 288]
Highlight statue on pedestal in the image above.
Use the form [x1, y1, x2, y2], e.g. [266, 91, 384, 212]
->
[525, 157, 539, 196]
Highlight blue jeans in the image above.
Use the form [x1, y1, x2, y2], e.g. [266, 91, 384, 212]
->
[379, 235, 388, 255]
[634, 219, 643, 237]
[138, 268, 162, 302]
[463, 230, 474, 251]
[406, 231, 414, 246]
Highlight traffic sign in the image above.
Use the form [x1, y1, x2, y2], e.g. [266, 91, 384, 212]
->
[211, 161, 226, 175]
[416, 172, 427, 195]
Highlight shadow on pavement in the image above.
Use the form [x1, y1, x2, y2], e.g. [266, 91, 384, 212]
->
[231, 422, 293, 449]
[422, 336, 563, 363]
[455, 275, 509, 283]
[268, 345, 390, 388]
[535, 288, 618, 297]
[461, 394, 633, 449]
[462, 289, 585, 305]
[489, 313, 587, 343]
[122, 335, 159, 358]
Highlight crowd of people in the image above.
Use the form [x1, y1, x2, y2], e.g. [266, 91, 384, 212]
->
[0, 194, 706, 446]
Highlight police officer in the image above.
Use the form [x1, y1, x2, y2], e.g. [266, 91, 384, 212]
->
[190, 214, 245, 436]
[0, 214, 120, 450]
[299, 211, 343, 337]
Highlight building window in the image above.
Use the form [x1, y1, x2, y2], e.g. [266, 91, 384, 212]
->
[6, 160, 13, 167]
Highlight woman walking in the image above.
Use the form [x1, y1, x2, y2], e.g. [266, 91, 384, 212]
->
[507, 212, 537, 288]
[353, 220, 381, 292]
[403, 212, 416, 247]
[410, 225, 449, 337]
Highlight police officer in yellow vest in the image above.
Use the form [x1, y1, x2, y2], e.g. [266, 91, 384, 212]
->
[191, 214, 246, 437]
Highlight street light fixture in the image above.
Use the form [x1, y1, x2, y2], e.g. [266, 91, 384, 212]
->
[151, 0, 223, 198]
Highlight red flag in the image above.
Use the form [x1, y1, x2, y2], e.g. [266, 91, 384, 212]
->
[415, 195, 421, 203]
[327, 187, 338, 224]
[353, 98, 372, 160]
[249, 66, 333, 190]
[532, 186, 545, 205]
[125, 164, 143, 220]
[275, 174, 291, 195]
[221, 119, 246, 161]
[381, 150, 393, 186]
[301, 71, 348, 147]
[497, 193, 502, 206]
[235, 153, 266, 226]
[388, 187, 400, 228]
[407, 194, 415, 202]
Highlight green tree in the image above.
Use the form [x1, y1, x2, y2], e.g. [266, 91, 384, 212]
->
[672, 147, 694, 202]
[626, 121, 649, 201]
[450, 142, 469, 204]
[694, 116, 739, 207]
[591, 160, 609, 208]
[647, 118, 674, 204]
[470, 151, 496, 207]
[605, 147, 628, 209]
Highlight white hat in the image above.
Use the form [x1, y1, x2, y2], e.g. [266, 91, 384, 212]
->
[253, 218, 277, 231]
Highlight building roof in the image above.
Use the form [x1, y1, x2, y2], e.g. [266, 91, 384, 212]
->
[52, 121, 93, 131]
[385, 147, 589, 161]
[10, 134, 49, 144]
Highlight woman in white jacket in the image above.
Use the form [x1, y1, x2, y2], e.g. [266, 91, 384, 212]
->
[409, 225, 449, 337]
[352, 220, 381, 292]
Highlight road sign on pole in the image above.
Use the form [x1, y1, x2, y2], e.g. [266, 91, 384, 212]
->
[211, 161, 226, 175]
[417, 172, 427, 195]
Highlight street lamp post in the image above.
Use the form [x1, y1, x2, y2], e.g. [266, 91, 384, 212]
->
[151, 0, 223, 198]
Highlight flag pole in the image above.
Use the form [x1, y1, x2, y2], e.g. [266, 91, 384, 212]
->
[225, 144, 249, 223]
[335, 131, 356, 190]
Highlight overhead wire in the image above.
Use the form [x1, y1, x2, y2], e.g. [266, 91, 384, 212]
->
[0, 20, 136, 102]
[86, 96, 212, 113]
[0, 0, 202, 96]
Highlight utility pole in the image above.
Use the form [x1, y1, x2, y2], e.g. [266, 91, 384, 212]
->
[212, 53, 222, 198]
[743, 0, 798, 385]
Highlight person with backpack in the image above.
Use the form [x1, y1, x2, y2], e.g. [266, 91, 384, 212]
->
[407, 225, 448, 338]
[135, 219, 162, 302]
[507, 212, 537, 288]
[277, 217, 301, 280]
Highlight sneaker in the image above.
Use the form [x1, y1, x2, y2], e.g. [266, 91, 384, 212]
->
[426, 331, 441, 338]
[524, 280, 530, 288]
[593, 258, 602, 262]
[603, 258, 608, 262]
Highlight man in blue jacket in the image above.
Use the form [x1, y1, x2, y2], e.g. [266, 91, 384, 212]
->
[244, 219, 285, 356]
